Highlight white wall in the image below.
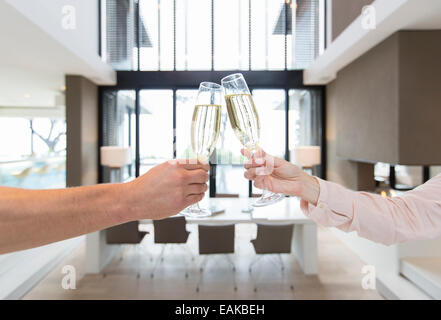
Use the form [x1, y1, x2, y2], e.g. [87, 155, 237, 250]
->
[0, 65, 64, 108]
[0, 0, 115, 85]
[0, 237, 83, 299]
[330, 229, 400, 274]
[6, 0, 99, 56]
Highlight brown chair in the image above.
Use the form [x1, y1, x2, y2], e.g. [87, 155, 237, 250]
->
[197, 224, 236, 292]
[106, 221, 147, 244]
[105, 221, 149, 278]
[153, 216, 190, 244]
[249, 223, 295, 292]
[151, 216, 192, 278]
[215, 193, 239, 198]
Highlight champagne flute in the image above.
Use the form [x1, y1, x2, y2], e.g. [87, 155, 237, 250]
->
[180, 82, 223, 218]
[221, 73, 284, 207]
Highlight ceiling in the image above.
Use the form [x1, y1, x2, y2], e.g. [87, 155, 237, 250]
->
[0, 0, 115, 108]
[305, 0, 441, 84]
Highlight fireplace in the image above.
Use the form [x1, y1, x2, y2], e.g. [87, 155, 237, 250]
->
[374, 163, 430, 192]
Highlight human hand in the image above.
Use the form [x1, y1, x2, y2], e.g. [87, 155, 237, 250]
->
[242, 149, 320, 205]
[123, 159, 209, 220]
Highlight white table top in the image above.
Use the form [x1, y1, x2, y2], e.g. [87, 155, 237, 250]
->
[143, 197, 314, 225]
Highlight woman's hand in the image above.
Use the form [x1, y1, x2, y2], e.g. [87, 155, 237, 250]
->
[242, 149, 320, 205]
[123, 159, 209, 220]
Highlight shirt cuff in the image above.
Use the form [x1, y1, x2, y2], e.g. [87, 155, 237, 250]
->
[301, 178, 354, 227]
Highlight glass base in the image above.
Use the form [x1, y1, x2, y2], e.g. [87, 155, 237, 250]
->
[179, 206, 211, 218]
[252, 192, 284, 207]
[241, 203, 254, 213]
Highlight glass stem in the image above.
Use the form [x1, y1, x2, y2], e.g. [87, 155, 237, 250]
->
[261, 188, 272, 199]
[188, 201, 201, 212]
[250, 146, 271, 196]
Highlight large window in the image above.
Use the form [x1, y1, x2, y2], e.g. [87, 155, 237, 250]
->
[176, 89, 197, 158]
[0, 114, 66, 189]
[101, 82, 324, 196]
[101, 90, 136, 182]
[100, 0, 326, 196]
[139, 90, 174, 174]
[102, 0, 324, 71]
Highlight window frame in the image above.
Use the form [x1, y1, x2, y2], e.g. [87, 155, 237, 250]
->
[99, 70, 326, 197]
[99, 0, 326, 71]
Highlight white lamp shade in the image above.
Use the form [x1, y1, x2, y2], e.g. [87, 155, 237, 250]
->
[100, 146, 132, 168]
[293, 146, 321, 168]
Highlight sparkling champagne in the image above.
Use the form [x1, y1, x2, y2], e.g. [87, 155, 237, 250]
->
[191, 104, 222, 161]
[225, 93, 260, 150]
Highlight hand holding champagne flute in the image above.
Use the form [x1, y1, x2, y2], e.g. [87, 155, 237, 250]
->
[180, 82, 223, 217]
[221, 73, 284, 207]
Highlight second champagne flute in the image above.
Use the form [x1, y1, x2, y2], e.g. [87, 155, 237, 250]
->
[221, 73, 284, 207]
[180, 82, 223, 218]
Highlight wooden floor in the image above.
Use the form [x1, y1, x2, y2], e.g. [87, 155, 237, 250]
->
[23, 224, 383, 300]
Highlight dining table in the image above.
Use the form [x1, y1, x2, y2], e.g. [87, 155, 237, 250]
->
[144, 197, 318, 275]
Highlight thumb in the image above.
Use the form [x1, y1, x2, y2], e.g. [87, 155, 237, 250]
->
[241, 148, 285, 170]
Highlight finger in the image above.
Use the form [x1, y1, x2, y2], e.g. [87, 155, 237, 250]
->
[185, 183, 208, 195]
[242, 149, 267, 169]
[182, 162, 210, 171]
[185, 169, 209, 184]
[174, 159, 210, 171]
[253, 180, 264, 190]
[241, 148, 252, 159]
[244, 169, 257, 180]
[254, 176, 277, 193]
[244, 159, 266, 169]
[253, 148, 266, 159]
[185, 193, 205, 206]
[246, 166, 273, 178]
[253, 176, 266, 190]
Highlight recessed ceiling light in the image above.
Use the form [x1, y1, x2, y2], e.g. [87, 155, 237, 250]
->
[24, 93, 31, 98]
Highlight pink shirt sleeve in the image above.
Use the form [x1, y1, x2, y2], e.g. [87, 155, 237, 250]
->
[300, 174, 441, 245]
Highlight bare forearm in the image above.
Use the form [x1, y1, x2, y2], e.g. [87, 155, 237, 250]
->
[0, 184, 129, 254]
[0, 159, 209, 254]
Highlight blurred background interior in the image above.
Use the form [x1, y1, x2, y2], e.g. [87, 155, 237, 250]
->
[1, 0, 441, 300]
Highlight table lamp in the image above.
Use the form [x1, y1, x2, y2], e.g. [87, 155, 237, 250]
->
[100, 146, 132, 183]
[292, 146, 321, 171]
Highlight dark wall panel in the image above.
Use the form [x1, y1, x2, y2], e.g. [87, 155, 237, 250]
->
[66, 75, 99, 187]
[331, 0, 374, 41]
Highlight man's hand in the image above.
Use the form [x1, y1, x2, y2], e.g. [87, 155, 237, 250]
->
[123, 159, 209, 220]
[242, 149, 320, 205]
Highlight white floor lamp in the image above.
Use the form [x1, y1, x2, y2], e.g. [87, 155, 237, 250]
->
[100, 146, 132, 183]
[292, 146, 321, 174]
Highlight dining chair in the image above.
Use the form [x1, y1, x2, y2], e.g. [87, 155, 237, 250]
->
[196, 224, 236, 292]
[106, 221, 149, 278]
[249, 223, 295, 292]
[215, 193, 239, 198]
[106, 221, 148, 244]
[11, 167, 32, 186]
[151, 216, 193, 279]
[33, 163, 50, 175]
